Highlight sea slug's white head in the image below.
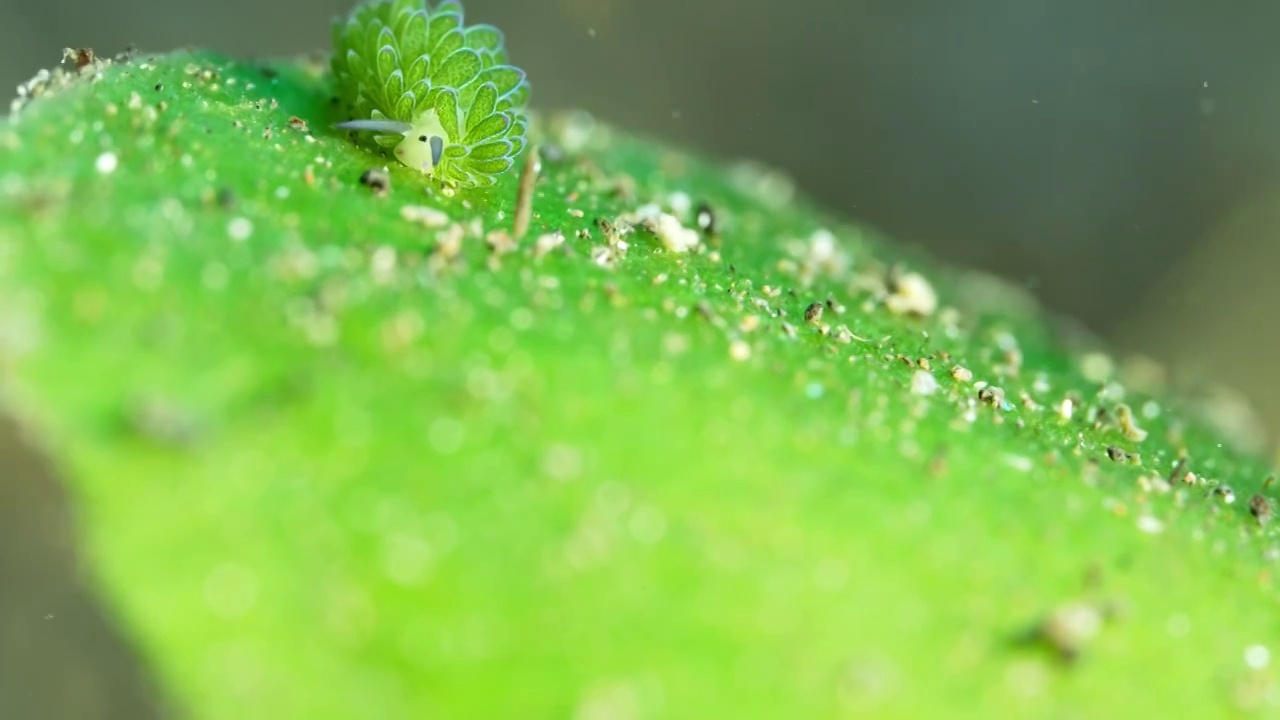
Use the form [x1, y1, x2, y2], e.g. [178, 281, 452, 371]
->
[336, 109, 449, 177]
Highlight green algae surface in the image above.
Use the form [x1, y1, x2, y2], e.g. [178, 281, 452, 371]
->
[1, 50, 1279, 718]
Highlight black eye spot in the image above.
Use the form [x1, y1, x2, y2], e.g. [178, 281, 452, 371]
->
[418, 135, 428, 142]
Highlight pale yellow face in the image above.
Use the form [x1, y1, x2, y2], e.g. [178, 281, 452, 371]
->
[393, 109, 449, 176]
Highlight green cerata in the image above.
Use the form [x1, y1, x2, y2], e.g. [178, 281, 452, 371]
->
[330, 0, 531, 188]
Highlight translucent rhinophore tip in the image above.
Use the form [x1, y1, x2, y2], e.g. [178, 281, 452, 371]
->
[334, 119, 414, 134]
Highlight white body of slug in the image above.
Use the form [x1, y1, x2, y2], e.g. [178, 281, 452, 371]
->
[336, 109, 449, 176]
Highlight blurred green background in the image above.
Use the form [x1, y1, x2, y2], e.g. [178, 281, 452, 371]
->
[2, 0, 1278, 717]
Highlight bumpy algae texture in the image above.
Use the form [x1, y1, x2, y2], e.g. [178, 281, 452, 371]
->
[1, 50, 1279, 718]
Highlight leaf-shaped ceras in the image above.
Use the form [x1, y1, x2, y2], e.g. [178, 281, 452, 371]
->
[331, 0, 531, 187]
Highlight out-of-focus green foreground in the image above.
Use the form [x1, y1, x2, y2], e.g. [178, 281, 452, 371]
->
[1, 51, 1278, 719]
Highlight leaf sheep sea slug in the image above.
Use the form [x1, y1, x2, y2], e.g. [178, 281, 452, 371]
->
[331, 0, 531, 187]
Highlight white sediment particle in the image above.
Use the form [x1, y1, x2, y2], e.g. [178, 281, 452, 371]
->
[1003, 454, 1033, 472]
[1079, 352, 1114, 383]
[885, 272, 938, 317]
[555, 110, 596, 153]
[94, 151, 118, 174]
[1057, 397, 1074, 421]
[787, 228, 850, 286]
[533, 231, 565, 259]
[400, 204, 451, 229]
[626, 203, 661, 222]
[1141, 400, 1161, 419]
[429, 223, 466, 267]
[1136, 515, 1164, 534]
[910, 369, 939, 396]
[590, 245, 618, 268]
[370, 245, 397, 284]
[1042, 602, 1102, 650]
[227, 217, 253, 242]
[667, 191, 692, 217]
[650, 212, 699, 253]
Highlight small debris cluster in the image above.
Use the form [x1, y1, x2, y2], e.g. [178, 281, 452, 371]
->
[884, 269, 938, 318]
[10, 47, 134, 116]
[1027, 599, 1110, 663]
[359, 167, 391, 195]
[610, 202, 700, 254]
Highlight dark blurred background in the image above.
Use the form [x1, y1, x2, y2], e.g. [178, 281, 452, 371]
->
[2, 1, 1279, 716]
